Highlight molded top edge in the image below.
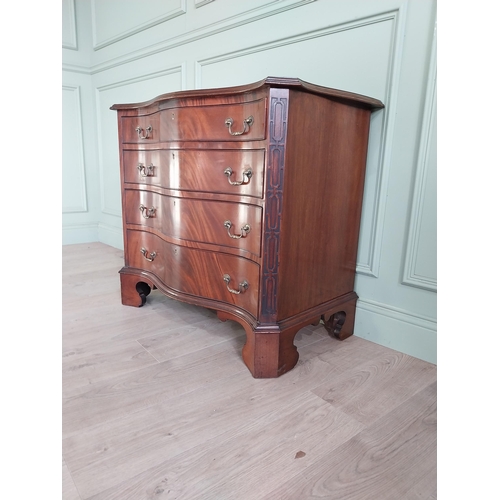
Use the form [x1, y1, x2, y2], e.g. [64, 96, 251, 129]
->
[110, 76, 384, 111]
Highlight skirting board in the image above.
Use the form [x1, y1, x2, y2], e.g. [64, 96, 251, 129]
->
[62, 223, 99, 245]
[62, 223, 123, 249]
[97, 223, 124, 250]
[354, 298, 436, 364]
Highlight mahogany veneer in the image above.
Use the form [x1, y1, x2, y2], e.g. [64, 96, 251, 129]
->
[112, 77, 384, 378]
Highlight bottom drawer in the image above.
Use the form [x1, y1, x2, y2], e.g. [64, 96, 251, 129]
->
[126, 229, 260, 317]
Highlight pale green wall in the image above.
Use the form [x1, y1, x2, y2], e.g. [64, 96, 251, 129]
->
[62, 0, 437, 363]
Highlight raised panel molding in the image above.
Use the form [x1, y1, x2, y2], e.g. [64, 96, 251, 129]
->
[402, 24, 437, 292]
[195, 0, 215, 7]
[62, 85, 87, 213]
[62, 0, 78, 50]
[95, 66, 185, 218]
[196, 7, 407, 278]
[89, 0, 315, 74]
[91, 0, 187, 50]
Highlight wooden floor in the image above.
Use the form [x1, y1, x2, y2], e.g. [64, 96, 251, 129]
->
[62, 242, 437, 500]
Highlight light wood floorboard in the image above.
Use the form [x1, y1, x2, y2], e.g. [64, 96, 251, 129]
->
[62, 243, 437, 499]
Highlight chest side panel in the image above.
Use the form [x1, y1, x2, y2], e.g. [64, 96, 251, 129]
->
[277, 91, 372, 320]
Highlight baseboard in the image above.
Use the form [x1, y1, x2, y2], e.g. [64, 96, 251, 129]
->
[354, 298, 436, 364]
[62, 223, 99, 245]
[98, 223, 124, 250]
[62, 223, 123, 250]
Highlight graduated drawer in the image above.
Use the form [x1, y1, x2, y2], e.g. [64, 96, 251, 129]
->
[160, 99, 266, 141]
[126, 229, 259, 317]
[120, 113, 160, 144]
[123, 149, 265, 198]
[124, 189, 262, 257]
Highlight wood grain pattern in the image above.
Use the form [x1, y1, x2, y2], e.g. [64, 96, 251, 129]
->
[122, 148, 266, 198]
[125, 229, 260, 317]
[114, 78, 384, 377]
[124, 189, 263, 257]
[277, 91, 371, 319]
[159, 99, 267, 141]
[62, 243, 436, 500]
[265, 382, 437, 499]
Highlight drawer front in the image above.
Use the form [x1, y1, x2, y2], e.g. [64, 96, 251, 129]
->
[127, 230, 259, 317]
[121, 113, 160, 144]
[125, 189, 262, 257]
[123, 149, 265, 198]
[160, 99, 266, 142]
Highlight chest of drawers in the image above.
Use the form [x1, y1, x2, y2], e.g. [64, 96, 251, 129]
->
[111, 77, 384, 378]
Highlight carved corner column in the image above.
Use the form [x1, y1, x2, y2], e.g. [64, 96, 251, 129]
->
[246, 88, 298, 378]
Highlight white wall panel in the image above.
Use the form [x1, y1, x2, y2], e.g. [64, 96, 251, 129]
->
[62, 0, 77, 50]
[403, 29, 437, 292]
[62, 85, 87, 213]
[91, 0, 187, 50]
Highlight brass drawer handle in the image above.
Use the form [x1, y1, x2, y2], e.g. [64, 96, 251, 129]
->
[224, 220, 251, 239]
[139, 204, 156, 219]
[135, 125, 152, 140]
[225, 116, 254, 136]
[137, 163, 154, 177]
[223, 167, 252, 186]
[223, 274, 248, 294]
[140, 248, 157, 262]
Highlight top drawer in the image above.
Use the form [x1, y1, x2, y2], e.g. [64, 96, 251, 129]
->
[160, 99, 266, 142]
[121, 113, 160, 144]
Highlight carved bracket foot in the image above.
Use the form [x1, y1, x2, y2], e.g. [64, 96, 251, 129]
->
[321, 294, 358, 341]
[120, 272, 153, 307]
[322, 311, 346, 338]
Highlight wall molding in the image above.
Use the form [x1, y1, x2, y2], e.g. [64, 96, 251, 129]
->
[357, 297, 436, 331]
[88, 0, 315, 74]
[195, 0, 215, 7]
[402, 21, 437, 293]
[62, 0, 78, 50]
[63, 63, 92, 75]
[95, 65, 185, 218]
[355, 297, 436, 364]
[62, 223, 99, 245]
[91, 0, 187, 50]
[62, 85, 88, 214]
[98, 223, 124, 250]
[196, 6, 407, 278]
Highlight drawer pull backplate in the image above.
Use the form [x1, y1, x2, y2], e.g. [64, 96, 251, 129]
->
[135, 125, 152, 140]
[225, 116, 254, 136]
[223, 274, 249, 295]
[140, 248, 157, 262]
[137, 163, 155, 177]
[223, 167, 252, 186]
[224, 220, 251, 239]
[139, 204, 156, 219]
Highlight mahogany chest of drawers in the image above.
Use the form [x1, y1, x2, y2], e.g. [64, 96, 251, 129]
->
[111, 77, 384, 378]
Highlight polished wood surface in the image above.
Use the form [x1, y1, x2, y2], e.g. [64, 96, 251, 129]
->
[159, 99, 267, 142]
[124, 190, 262, 257]
[121, 113, 160, 144]
[62, 243, 436, 500]
[110, 76, 384, 111]
[123, 148, 266, 198]
[113, 77, 384, 377]
[125, 230, 260, 317]
[277, 91, 371, 319]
